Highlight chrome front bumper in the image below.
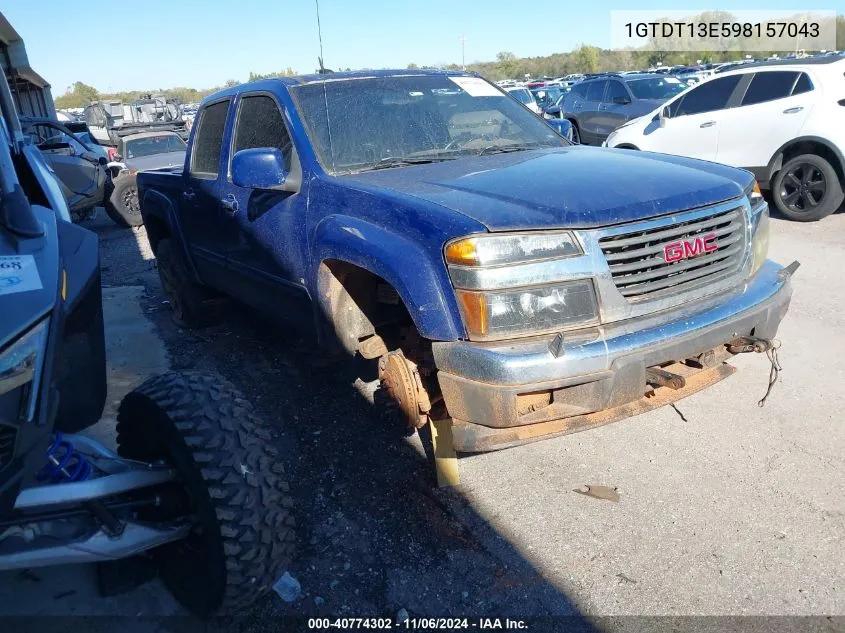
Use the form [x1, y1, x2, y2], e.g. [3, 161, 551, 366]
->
[433, 259, 794, 432]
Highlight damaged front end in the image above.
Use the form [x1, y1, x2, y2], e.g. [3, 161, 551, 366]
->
[433, 196, 798, 452]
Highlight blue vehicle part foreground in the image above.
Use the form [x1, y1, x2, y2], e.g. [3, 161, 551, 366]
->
[137, 69, 797, 453]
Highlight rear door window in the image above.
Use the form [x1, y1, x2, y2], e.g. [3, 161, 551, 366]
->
[791, 73, 813, 96]
[672, 75, 741, 116]
[741, 71, 801, 106]
[571, 83, 588, 98]
[604, 81, 629, 103]
[584, 81, 607, 102]
[190, 100, 230, 178]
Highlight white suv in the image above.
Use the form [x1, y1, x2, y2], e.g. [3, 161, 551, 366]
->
[605, 58, 845, 221]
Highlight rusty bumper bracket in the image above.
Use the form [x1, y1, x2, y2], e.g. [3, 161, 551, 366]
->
[646, 366, 686, 390]
[450, 362, 737, 453]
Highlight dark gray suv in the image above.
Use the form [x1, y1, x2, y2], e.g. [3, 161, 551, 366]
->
[559, 73, 688, 145]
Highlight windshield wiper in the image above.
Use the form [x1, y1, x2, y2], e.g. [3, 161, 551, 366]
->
[475, 143, 551, 156]
[362, 155, 455, 172]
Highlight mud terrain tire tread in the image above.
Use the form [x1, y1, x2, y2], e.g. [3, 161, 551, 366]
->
[116, 372, 296, 617]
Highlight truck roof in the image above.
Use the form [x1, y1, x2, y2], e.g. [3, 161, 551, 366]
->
[201, 69, 472, 105]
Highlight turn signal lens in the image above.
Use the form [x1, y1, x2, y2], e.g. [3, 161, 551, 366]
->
[753, 181, 761, 196]
[751, 204, 770, 276]
[445, 232, 581, 267]
[445, 238, 479, 266]
[456, 290, 487, 336]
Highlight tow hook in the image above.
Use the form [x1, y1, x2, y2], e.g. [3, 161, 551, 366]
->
[727, 336, 772, 354]
[727, 337, 783, 407]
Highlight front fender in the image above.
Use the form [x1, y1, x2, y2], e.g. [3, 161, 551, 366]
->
[312, 215, 464, 341]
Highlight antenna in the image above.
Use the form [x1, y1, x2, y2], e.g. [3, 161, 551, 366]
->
[315, 0, 326, 73]
[314, 0, 335, 171]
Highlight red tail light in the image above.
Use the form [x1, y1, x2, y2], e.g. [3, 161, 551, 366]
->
[107, 147, 118, 161]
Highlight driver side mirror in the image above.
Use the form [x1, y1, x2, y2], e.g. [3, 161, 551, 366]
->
[612, 95, 632, 105]
[658, 106, 669, 127]
[232, 147, 289, 190]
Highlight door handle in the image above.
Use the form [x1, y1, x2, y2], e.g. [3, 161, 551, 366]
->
[700, 121, 716, 128]
[783, 106, 804, 114]
[182, 190, 196, 201]
[220, 194, 239, 215]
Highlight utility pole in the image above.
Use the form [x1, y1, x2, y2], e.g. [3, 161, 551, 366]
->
[459, 35, 466, 70]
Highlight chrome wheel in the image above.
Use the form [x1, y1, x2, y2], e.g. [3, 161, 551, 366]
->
[122, 186, 141, 217]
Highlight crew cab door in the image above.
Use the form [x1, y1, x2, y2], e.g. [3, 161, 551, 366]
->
[646, 75, 743, 162]
[179, 98, 240, 289]
[595, 80, 632, 142]
[221, 93, 311, 329]
[715, 71, 815, 170]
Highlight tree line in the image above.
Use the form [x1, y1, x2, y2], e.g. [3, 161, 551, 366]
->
[54, 13, 844, 109]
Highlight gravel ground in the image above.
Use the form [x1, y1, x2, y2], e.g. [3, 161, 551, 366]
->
[5, 204, 843, 631]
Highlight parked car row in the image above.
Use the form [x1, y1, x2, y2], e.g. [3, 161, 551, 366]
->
[19, 115, 187, 227]
[496, 57, 845, 222]
[603, 57, 845, 222]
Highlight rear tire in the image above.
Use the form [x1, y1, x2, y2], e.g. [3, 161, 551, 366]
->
[772, 154, 844, 222]
[104, 173, 143, 227]
[155, 238, 216, 328]
[116, 372, 296, 617]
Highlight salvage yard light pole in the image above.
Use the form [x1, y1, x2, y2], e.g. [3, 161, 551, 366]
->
[459, 35, 466, 70]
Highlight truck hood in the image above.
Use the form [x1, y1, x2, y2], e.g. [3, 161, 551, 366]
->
[341, 146, 751, 231]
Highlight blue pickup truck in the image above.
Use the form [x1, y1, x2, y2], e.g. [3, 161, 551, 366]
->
[137, 69, 797, 452]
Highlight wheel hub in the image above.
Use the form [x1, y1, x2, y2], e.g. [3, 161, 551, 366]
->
[123, 188, 140, 216]
[378, 351, 431, 429]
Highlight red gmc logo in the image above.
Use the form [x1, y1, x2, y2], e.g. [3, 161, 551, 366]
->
[663, 233, 718, 263]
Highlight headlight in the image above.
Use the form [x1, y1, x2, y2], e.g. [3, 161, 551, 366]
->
[445, 232, 582, 267]
[750, 203, 770, 276]
[455, 280, 599, 340]
[0, 318, 49, 422]
[446, 233, 598, 340]
[744, 180, 764, 206]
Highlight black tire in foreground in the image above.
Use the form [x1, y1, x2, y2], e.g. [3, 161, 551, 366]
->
[104, 173, 143, 227]
[116, 372, 296, 617]
[155, 238, 216, 328]
[772, 153, 844, 222]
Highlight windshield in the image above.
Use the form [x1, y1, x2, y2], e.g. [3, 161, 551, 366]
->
[626, 77, 688, 100]
[291, 74, 565, 173]
[124, 134, 186, 158]
[507, 89, 535, 106]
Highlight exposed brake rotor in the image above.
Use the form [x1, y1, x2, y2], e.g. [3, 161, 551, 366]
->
[378, 350, 432, 429]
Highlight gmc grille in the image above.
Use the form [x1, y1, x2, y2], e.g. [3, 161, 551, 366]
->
[599, 206, 747, 301]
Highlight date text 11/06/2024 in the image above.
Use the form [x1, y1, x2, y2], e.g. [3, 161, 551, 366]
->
[307, 618, 529, 630]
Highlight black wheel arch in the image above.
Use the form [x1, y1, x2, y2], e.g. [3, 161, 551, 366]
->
[766, 136, 845, 185]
